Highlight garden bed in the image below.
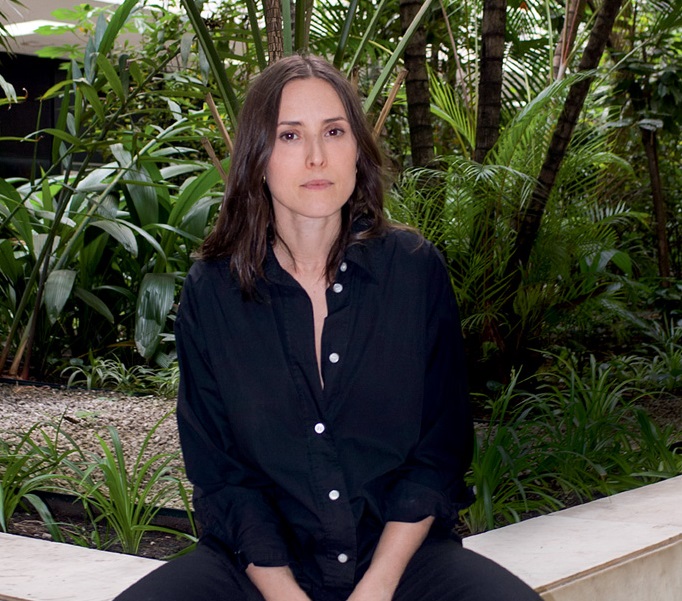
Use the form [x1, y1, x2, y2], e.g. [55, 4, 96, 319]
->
[2, 380, 681, 560]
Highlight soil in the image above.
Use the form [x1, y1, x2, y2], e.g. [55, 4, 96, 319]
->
[1, 380, 681, 561]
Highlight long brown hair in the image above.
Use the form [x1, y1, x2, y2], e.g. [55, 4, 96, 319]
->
[200, 54, 388, 296]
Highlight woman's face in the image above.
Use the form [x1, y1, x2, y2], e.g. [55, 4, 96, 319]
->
[266, 77, 358, 227]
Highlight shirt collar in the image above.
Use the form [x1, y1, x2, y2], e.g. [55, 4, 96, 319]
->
[343, 240, 379, 283]
[262, 222, 383, 286]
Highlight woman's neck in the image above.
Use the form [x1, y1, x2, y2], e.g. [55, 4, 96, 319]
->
[273, 215, 340, 280]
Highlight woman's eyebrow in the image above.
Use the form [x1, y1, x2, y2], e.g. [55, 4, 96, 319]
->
[277, 116, 348, 126]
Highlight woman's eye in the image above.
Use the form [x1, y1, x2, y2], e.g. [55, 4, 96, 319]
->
[279, 131, 298, 141]
[327, 127, 344, 137]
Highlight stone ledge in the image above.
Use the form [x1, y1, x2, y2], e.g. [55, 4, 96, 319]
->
[0, 533, 163, 601]
[463, 475, 682, 601]
[1, 475, 680, 601]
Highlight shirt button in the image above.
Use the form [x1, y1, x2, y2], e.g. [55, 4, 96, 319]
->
[337, 553, 349, 564]
[332, 283, 343, 293]
[314, 423, 325, 434]
[329, 352, 340, 364]
[328, 489, 340, 501]
[339, 262, 348, 272]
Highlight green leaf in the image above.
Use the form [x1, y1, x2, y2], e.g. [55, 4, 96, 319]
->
[135, 273, 176, 358]
[180, 0, 239, 128]
[76, 164, 118, 193]
[110, 144, 159, 226]
[245, 0, 267, 71]
[282, 0, 293, 56]
[98, 0, 138, 58]
[74, 286, 115, 323]
[90, 220, 139, 256]
[44, 269, 77, 325]
[169, 163, 226, 227]
[363, 0, 435, 113]
[0, 240, 21, 283]
[96, 53, 125, 101]
[41, 127, 84, 149]
[346, 0, 389, 77]
[333, 0, 359, 68]
[77, 80, 106, 123]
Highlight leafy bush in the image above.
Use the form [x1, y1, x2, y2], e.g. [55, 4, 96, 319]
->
[461, 372, 563, 534]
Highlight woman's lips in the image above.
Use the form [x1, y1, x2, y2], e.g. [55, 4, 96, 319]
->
[302, 180, 333, 190]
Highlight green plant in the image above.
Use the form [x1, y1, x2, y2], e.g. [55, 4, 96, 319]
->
[390, 73, 646, 385]
[0, 420, 81, 540]
[607, 319, 682, 392]
[0, 0, 226, 379]
[527, 355, 658, 498]
[631, 408, 682, 479]
[143, 361, 180, 399]
[461, 372, 563, 534]
[64, 412, 194, 555]
[61, 354, 180, 397]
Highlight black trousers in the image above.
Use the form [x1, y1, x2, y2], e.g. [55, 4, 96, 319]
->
[115, 536, 542, 601]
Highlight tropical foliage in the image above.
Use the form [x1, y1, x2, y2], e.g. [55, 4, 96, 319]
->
[0, 0, 680, 544]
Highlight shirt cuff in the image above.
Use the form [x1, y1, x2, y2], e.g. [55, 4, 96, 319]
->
[234, 547, 291, 571]
[384, 479, 470, 525]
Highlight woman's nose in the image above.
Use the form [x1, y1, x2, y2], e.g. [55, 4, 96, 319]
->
[306, 136, 326, 167]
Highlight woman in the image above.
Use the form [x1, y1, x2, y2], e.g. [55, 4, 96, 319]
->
[116, 55, 541, 601]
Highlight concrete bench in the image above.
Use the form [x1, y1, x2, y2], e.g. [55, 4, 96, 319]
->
[0, 535, 162, 601]
[1, 475, 680, 600]
[464, 474, 682, 600]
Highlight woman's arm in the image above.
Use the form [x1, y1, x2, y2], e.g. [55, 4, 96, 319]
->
[246, 565, 312, 601]
[176, 266, 291, 568]
[347, 517, 434, 601]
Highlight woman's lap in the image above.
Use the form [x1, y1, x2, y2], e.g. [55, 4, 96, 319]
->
[113, 539, 264, 601]
[114, 536, 541, 601]
[395, 537, 542, 601]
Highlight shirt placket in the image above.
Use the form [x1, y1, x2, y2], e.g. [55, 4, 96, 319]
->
[314, 260, 357, 586]
[273, 260, 358, 588]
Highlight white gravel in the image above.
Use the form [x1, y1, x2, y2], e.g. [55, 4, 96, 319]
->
[0, 383, 185, 494]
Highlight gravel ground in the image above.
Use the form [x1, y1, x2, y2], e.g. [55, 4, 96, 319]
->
[1, 382, 180, 461]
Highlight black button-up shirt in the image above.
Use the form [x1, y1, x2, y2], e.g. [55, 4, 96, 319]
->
[175, 228, 473, 595]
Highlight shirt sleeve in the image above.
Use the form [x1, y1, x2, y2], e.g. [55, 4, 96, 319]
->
[175, 266, 291, 569]
[383, 243, 474, 527]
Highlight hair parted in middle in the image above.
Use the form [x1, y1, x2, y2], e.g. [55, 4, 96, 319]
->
[200, 54, 389, 296]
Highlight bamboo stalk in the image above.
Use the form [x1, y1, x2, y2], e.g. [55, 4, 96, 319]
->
[205, 93, 233, 154]
[373, 70, 407, 138]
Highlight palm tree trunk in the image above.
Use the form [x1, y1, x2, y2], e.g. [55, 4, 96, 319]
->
[264, 0, 284, 63]
[640, 126, 671, 279]
[509, 0, 624, 276]
[473, 0, 507, 164]
[399, 0, 435, 168]
[471, 0, 508, 364]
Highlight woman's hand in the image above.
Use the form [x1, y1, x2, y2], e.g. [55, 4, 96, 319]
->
[246, 564, 312, 601]
[346, 517, 435, 601]
[346, 569, 396, 601]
